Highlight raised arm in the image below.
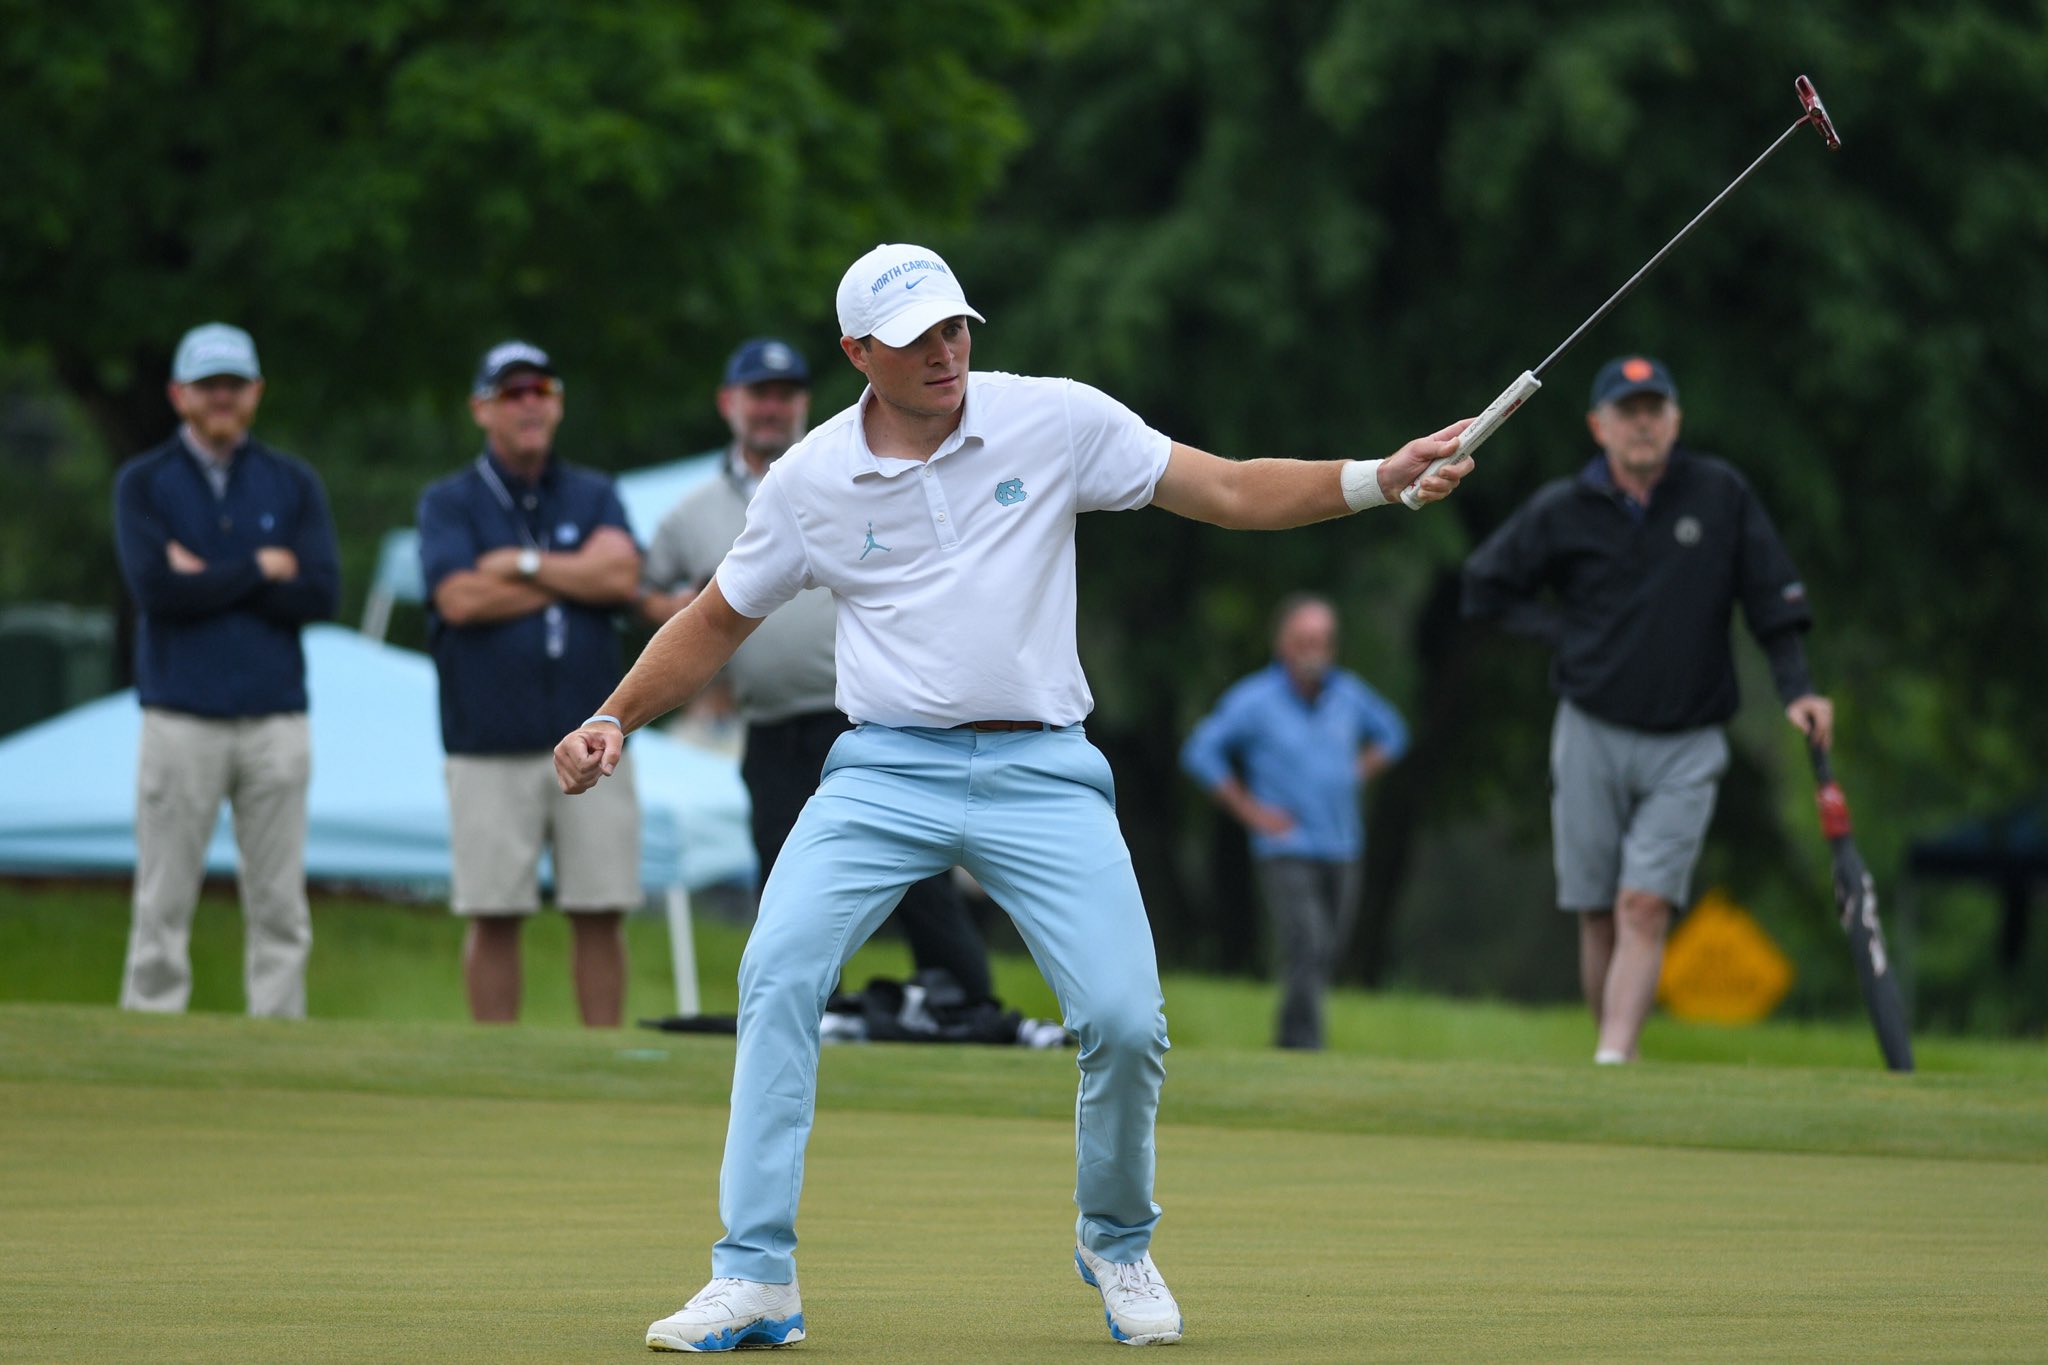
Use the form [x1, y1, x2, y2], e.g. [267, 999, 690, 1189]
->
[554, 578, 763, 792]
[1149, 420, 1473, 529]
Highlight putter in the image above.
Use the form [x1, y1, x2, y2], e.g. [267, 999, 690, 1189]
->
[1402, 74, 1843, 508]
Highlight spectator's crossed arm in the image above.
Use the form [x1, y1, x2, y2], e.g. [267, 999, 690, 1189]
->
[113, 465, 264, 619]
[419, 488, 551, 627]
[251, 470, 342, 626]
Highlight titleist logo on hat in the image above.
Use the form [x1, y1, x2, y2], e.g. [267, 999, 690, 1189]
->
[473, 340, 556, 395]
[484, 341, 548, 374]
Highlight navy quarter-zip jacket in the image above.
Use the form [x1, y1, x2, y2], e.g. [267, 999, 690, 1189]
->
[113, 433, 341, 716]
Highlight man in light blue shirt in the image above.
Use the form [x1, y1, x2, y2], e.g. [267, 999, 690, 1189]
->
[1182, 593, 1407, 1049]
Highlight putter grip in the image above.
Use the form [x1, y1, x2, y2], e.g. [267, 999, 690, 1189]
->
[1401, 370, 1543, 510]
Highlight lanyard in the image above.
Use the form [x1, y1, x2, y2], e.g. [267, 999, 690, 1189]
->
[474, 453, 544, 552]
[473, 453, 566, 660]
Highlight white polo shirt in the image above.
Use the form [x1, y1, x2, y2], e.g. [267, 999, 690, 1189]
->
[714, 371, 1173, 728]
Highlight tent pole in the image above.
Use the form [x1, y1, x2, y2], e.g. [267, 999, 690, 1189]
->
[665, 885, 700, 1018]
[359, 588, 394, 641]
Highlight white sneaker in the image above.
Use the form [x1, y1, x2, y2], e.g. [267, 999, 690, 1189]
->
[1075, 1244, 1183, 1346]
[646, 1277, 805, 1352]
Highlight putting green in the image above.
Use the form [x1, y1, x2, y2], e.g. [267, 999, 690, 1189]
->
[2, 1007, 2043, 1361]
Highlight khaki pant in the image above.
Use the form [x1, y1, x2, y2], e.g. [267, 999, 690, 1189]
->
[122, 709, 313, 1018]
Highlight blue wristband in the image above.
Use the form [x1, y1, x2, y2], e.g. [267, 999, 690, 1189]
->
[584, 714, 623, 730]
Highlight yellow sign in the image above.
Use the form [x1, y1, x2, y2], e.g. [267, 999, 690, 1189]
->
[1657, 889, 1794, 1024]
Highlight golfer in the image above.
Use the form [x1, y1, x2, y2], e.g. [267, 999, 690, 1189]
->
[555, 242, 1474, 1352]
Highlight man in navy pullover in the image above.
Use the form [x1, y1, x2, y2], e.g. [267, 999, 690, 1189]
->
[113, 323, 340, 1017]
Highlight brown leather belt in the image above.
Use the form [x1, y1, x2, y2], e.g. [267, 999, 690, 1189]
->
[954, 719, 1050, 732]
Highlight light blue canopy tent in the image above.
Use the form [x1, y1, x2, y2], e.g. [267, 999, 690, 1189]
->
[361, 450, 721, 637]
[0, 624, 752, 1011]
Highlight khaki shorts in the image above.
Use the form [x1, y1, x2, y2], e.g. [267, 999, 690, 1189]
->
[445, 751, 642, 914]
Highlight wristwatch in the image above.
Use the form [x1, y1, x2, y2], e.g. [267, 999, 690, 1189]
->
[516, 547, 542, 578]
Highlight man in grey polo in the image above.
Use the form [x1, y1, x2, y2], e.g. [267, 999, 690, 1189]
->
[1463, 354, 1834, 1064]
[641, 338, 993, 1002]
[113, 323, 341, 1017]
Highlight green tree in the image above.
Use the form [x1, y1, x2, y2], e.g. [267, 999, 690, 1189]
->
[1, 0, 1079, 667]
[961, 0, 2048, 1015]
[0, 0, 1064, 466]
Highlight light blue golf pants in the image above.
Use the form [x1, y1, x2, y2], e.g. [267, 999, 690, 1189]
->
[710, 723, 1170, 1282]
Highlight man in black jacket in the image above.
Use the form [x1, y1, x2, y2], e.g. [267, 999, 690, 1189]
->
[1463, 355, 1832, 1063]
[113, 323, 341, 1017]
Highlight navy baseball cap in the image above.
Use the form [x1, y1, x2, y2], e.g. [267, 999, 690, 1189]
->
[723, 337, 809, 388]
[472, 340, 557, 396]
[1590, 355, 1678, 408]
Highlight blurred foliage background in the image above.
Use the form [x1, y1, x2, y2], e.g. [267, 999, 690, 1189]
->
[2, 0, 2042, 1030]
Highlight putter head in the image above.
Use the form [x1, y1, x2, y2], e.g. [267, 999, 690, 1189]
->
[1795, 74, 1842, 150]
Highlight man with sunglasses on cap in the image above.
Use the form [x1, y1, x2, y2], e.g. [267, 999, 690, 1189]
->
[640, 337, 997, 1009]
[114, 323, 340, 1018]
[418, 341, 644, 1026]
[1463, 355, 1833, 1066]
[556, 244, 1475, 1351]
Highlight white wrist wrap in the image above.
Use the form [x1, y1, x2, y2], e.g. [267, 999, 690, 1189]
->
[1340, 459, 1387, 512]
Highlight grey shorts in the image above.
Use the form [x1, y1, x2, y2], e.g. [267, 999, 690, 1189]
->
[445, 751, 642, 914]
[1550, 700, 1728, 911]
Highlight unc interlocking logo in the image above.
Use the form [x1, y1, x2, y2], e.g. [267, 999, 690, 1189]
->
[993, 478, 1027, 506]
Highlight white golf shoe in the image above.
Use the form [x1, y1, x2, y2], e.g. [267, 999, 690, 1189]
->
[1074, 1244, 1183, 1346]
[645, 1277, 805, 1352]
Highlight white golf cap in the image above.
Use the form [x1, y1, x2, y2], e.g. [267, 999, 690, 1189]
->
[172, 323, 262, 383]
[835, 243, 985, 348]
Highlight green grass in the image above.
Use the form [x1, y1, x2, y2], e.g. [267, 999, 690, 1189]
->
[4, 882, 2043, 1074]
[4, 885, 2047, 1360]
[3, 1006, 2045, 1362]
[0, 881, 1057, 1027]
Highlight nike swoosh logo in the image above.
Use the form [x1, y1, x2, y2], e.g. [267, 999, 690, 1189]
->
[904, 276, 927, 290]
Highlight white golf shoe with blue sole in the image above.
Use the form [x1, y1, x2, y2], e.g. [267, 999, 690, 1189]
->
[1075, 1244, 1183, 1346]
[646, 1277, 805, 1352]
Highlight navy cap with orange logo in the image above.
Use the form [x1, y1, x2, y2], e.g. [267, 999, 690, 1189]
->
[1590, 355, 1678, 408]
